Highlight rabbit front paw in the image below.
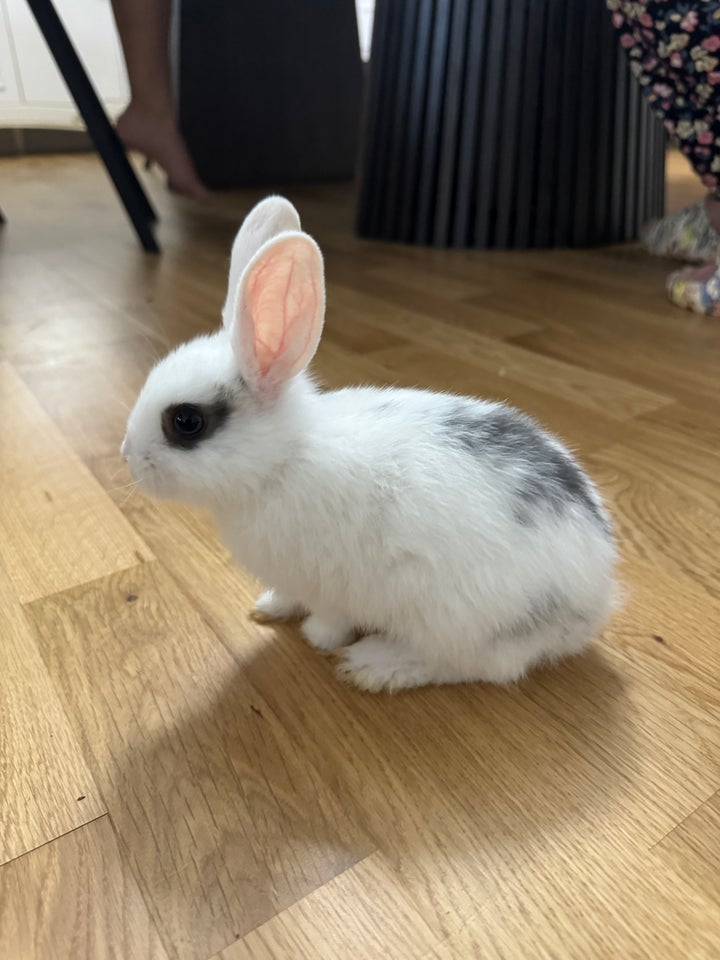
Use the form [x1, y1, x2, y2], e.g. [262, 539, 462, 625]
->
[302, 615, 354, 652]
[251, 589, 307, 623]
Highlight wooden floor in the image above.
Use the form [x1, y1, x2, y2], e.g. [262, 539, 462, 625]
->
[1, 151, 719, 960]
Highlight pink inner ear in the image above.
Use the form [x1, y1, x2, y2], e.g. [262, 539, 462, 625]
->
[241, 238, 323, 392]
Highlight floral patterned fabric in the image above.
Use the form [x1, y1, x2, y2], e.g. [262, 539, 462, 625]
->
[668, 252, 720, 315]
[641, 196, 719, 259]
[607, 1, 720, 195]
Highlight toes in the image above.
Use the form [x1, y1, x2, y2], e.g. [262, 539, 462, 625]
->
[116, 107, 210, 202]
[301, 616, 353, 652]
[251, 589, 305, 623]
[337, 636, 432, 693]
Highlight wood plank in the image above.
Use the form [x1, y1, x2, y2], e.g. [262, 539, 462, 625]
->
[587, 442, 720, 603]
[0, 559, 103, 865]
[0, 817, 169, 960]
[654, 791, 720, 906]
[220, 854, 441, 960]
[326, 260, 540, 340]
[326, 288, 672, 420]
[230, 626, 720, 952]
[227, 823, 720, 960]
[0, 363, 152, 602]
[419, 849, 720, 960]
[16, 337, 160, 464]
[633, 401, 720, 458]
[24, 562, 375, 960]
[348, 340, 640, 453]
[42, 241, 223, 347]
[511, 307, 720, 408]
[0, 253, 168, 367]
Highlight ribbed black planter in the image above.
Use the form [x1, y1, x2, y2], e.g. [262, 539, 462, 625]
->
[357, 0, 666, 249]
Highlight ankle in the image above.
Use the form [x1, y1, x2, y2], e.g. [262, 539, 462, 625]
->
[704, 192, 720, 234]
[122, 97, 176, 125]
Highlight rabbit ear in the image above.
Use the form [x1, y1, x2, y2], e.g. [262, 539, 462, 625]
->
[222, 196, 301, 328]
[230, 231, 325, 399]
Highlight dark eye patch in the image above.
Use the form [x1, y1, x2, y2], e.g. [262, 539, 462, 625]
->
[161, 396, 230, 449]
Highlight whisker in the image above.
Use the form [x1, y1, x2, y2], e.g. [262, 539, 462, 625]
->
[135, 330, 165, 366]
[109, 479, 139, 495]
[107, 463, 130, 484]
[111, 396, 132, 414]
[118, 483, 140, 508]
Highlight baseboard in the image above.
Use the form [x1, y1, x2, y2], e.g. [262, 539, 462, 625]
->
[0, 128, 92, 157]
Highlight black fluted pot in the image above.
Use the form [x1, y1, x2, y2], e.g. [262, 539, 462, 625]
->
[357, 0, 665, 249]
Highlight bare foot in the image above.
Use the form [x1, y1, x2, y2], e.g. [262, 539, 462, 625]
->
[116, 103, 211, 202]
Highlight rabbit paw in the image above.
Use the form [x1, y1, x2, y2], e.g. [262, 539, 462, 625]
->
[302, 615, 353, 652]
[251, 589, 306, 623]
[336, 635, 435, 693]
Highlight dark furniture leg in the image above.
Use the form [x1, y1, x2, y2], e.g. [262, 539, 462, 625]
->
[25, 0, 160, 252]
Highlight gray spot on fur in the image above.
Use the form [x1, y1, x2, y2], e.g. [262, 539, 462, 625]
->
[441, 402, 610, 533]
[503, 594, 563, 639]
[374, 396, 403, 414]
[497, 594, 590, 644]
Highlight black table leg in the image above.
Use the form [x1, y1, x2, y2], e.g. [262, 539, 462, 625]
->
[25, 0, 160, 252]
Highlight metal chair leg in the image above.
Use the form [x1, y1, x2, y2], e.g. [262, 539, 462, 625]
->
[25, 0, 160, 252]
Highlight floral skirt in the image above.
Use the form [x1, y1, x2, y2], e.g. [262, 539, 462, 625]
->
[608, 1, 720, 194]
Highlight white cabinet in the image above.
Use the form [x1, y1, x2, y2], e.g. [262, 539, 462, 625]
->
[0, 0, 129, 128]
[0, 1, 21, 105]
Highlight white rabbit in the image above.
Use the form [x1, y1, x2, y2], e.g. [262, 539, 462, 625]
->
[122, 196, 616, 693]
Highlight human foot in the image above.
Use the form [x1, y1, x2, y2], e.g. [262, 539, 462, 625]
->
[116, 103, 211, 202]
[642, 195, 720, 263]
[667, 257, 720, 317]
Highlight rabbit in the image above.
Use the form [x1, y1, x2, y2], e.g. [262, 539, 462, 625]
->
[122, 196, 617, 693]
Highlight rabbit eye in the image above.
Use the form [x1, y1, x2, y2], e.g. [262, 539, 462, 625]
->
[161, 397, 230, 448]
[172, 404, 205, 437]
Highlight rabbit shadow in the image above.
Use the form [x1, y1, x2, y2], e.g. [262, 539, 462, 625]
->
[121, 608, 633, 952]
[240, 625, 632, 857]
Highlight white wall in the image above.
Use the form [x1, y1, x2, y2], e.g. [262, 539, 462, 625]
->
[356, 0, 375, 62]
[0, 0, 128, 128]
